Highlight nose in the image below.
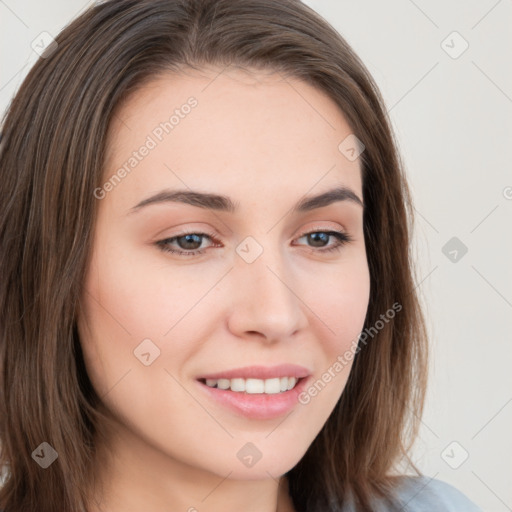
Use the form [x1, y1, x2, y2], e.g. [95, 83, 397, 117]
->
[226, 245, 308, 343]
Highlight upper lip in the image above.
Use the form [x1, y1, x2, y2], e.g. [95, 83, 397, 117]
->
[197, 364, 310, 381]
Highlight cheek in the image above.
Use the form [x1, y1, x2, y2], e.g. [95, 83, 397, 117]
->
[306, 255, 371, 349]
[80, 240, 182, 345]
[77, 237, 224, 395]
[289, 255, 370, 410]
[77, 240, 168, 395]
[85, 236, 223, 339]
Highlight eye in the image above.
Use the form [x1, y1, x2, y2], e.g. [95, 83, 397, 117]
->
[156, 230, 219, 256]
[294, 229, 353, 253]
[155, 228, 353, 257]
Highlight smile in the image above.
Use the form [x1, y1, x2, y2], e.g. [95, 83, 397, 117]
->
[201, 376, 299, 394]
[195, 365, 311, 420]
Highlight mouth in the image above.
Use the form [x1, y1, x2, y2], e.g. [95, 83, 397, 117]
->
[195, 365, 311, 420]
[198, 375, 303, 394]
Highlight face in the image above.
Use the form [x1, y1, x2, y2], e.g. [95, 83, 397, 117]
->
[78, 66, 370, 483]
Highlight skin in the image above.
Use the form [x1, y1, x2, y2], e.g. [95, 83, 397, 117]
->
[77, 65, 370, 512]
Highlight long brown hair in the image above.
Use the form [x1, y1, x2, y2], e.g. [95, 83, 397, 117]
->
[0, 1, 428, 510]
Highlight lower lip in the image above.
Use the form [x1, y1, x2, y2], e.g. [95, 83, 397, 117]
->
[196, 377, 310, 420]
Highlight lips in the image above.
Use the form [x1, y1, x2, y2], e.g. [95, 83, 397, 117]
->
[195, 364, 311, 420]
[196, 364, 310, 381]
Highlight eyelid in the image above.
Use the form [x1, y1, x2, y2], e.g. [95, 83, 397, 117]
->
[295, 222, 348, 238]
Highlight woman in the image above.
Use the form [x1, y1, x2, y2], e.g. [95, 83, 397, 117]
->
[0, 0, 482, 511]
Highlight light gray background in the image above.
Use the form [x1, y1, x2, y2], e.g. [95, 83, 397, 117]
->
[1, 1, 511, 510]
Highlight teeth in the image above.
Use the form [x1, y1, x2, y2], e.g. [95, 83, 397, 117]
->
[217, 378, 230, 390]
[203, 376, 300, 394]
[230, 378, 245, 392]
[264, 378, 281, 394]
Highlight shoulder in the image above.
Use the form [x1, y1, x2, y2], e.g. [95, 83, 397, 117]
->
[388, 475, 483, 512]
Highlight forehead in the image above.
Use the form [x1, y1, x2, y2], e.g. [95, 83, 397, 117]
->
[102, 66, 362, 212]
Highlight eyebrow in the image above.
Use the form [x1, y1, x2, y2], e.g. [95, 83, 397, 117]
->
[128, 185, 364, 215]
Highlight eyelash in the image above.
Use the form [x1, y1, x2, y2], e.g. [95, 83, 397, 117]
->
[155, 228, 353, 257]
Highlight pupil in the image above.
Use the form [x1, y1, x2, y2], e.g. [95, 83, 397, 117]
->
[309, 232, 328, 247]
[179, 234, 201, 250]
